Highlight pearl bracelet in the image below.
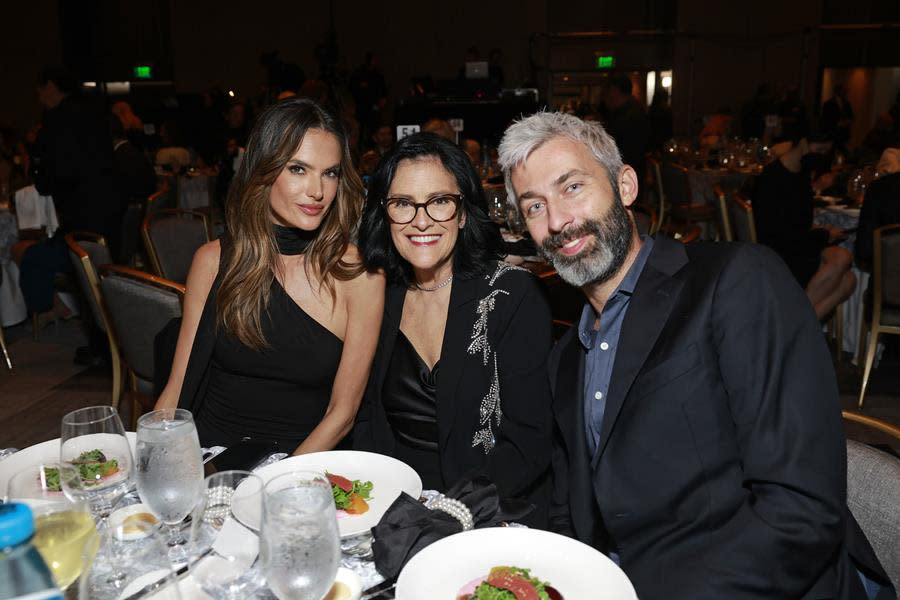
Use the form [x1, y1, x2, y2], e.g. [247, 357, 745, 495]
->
[426, 494, 474, 531]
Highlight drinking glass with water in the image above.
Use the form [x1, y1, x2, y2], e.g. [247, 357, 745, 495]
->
[135, 408, 204, 565]
[260, 471, 340, 600]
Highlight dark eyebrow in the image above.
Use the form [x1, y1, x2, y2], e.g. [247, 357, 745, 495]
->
[286, 159, 341, 172]
[518, 169, 587, 201]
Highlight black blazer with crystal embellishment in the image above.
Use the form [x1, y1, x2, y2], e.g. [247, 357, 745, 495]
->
[354, 261, 553, 527]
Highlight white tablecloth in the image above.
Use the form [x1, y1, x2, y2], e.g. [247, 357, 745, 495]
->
[1, 259, 27, 327]
[14, 185, 58, 236]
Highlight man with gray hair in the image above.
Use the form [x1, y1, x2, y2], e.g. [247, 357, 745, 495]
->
[498, 112, 891, 599]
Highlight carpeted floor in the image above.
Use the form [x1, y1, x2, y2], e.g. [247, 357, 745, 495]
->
[1, 318, 898, 453]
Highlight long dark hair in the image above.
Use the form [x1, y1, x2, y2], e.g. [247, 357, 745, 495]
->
[358, 132, 502, 286]
[218, 98, 364, 349]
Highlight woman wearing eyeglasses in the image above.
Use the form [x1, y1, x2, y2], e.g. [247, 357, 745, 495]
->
[356, 132, 553, 526]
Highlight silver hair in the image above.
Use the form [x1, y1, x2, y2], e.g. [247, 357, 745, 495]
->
[497, 111, 624, 211]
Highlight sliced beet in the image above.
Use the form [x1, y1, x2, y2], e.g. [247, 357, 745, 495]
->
[546, 585, 564, 600]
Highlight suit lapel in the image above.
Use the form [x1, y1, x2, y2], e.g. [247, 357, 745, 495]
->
[436, 273, 481, 449]
[594, 237, 687, 460]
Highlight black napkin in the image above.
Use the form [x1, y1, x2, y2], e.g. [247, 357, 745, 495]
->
[372, 476, 534, 579]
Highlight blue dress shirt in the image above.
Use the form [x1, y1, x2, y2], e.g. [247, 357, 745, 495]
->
[578, 236, 654, 460]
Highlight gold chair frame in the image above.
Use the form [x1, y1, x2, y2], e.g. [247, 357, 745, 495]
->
[727, 192, 758, 243]
[843, 410, 900, 441]
[713, 184, 733, 242]
[857, 224, 900, 408]
[647, 155, 666, 234]
[64, 232, 121, 408]
[99, 265, 185, 429]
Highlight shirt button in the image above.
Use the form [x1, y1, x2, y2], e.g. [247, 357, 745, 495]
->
[594, 391, 603, 400]
[600, 342, 610, 350]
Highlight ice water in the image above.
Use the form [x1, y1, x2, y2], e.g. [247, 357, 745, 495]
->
[261, 486, 340, 600]
[136, 419, 204, 524]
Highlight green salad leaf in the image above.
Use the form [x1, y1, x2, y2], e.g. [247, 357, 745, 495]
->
[330, 478, 373, 510]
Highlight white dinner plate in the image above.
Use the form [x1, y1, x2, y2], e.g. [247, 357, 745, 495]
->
[232, 450, 422, 539]
[395, 527, 637, 600]
[0, 432, 137, 498]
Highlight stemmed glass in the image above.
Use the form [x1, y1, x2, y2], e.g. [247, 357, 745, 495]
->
[260, 471, 341, 600]
[189, 471, 265, 599]
[59, 406, 134, 522]
[135, 408, 204, 565]
[7, 464, 100, 590]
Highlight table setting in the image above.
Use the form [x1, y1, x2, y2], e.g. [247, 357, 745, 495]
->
[2, 405, 636, 600]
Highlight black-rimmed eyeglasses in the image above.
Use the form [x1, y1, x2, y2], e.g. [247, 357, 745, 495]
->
[382, 194, 461, 224]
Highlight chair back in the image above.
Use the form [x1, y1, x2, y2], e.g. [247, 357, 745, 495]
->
[65, 232, 113, 333]
[875, 224, 900, 309]
[727, 193, 757, 243]
[631, 204, 658, 237]
[99, 265, 184, 385]
[660, 161, 692, 208]
[713, 185, 733, 242]
[145, 187, 174, 217]
[141, 209, 209, 283]
[846, 439, 900, 592]
[646, 155, 665, 230]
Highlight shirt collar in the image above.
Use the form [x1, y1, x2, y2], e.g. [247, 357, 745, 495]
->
[577, 235, 654, 349]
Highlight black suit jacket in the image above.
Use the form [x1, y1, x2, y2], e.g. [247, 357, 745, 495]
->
[548, 235, 891, 599]
[354, 262, 553, 526]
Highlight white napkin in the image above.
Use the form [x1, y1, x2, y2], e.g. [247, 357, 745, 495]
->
[14, 185, 59, 236]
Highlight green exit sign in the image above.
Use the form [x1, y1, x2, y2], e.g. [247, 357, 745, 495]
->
[596, 56, 615, 69]
[133, 65, 152, 79]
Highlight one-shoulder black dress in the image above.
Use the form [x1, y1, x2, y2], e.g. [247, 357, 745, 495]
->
[193, 279, 343, 451]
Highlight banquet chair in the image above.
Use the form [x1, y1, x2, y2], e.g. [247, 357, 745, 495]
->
[646, 156, 666, 232]
[713, 185, 733, 242]
[844, 437, 900, 592]
[65, 232, 122, 407]
[726, 192, 757, 243]
[631, 204, 658, 237]
[141, 209, 209, 284]
[660, 161, 717, 238]
[857, 224, 900, 408]
[145, 186, 174, 217]
[99, 265, 185, 428]
[0, 269, 10, 370]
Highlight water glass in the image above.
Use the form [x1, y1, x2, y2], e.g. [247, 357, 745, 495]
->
[260, 471, 340, 600]
[78, 519, 182, 600]
[59, 406, 134, 520]
[189, 471, 265, 599]
[136, 408, 204, 564]
[7, 464, 99, 590]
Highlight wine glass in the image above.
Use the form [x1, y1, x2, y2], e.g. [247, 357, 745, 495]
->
[7, 464, 100, 590]
[59, 406, 134, 521]
[78, 518, 183, 600]
[135, 408, 204, 565]
[260, 471, 340, 600]
[189, 471, 265, 599]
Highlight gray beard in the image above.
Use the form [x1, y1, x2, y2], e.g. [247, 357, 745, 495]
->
[538, 196, 633, 288]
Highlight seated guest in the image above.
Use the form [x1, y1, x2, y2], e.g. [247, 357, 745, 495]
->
[753, 133, 856, 319]
[155, 99, 384, 454]
[422, 118, 456, 143]
[498, 112, 893, 599]
[356, 132, 553, 525]
[855, 147, 900, 267]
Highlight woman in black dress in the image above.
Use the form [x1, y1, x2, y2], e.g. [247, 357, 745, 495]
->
[355, 133, 553, 525]
[155, 99, 384, 453]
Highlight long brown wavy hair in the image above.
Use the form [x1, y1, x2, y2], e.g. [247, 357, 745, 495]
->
[217, 98, 364, 349]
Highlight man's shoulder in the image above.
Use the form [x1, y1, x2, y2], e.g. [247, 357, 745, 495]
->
[679, 240, 789, 286]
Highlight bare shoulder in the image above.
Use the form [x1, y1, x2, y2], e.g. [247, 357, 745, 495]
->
[187, 240, 221, 290]
[339, 243, 385, 299]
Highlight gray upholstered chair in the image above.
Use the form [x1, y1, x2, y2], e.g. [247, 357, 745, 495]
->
[660, 161, 717, 237]
[726, 192, 757, 243]
[99, 265, 184, 428]
[141, 208, 209, 284]
[858, 224, 900, 408]
[65, 232, 121, 407]
[845, 437, 900, 594]
[631, 204, 658, 237]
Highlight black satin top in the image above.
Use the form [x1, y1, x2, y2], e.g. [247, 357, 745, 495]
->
[382, 331, 439, 449]
[382, 331, 443, 489]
